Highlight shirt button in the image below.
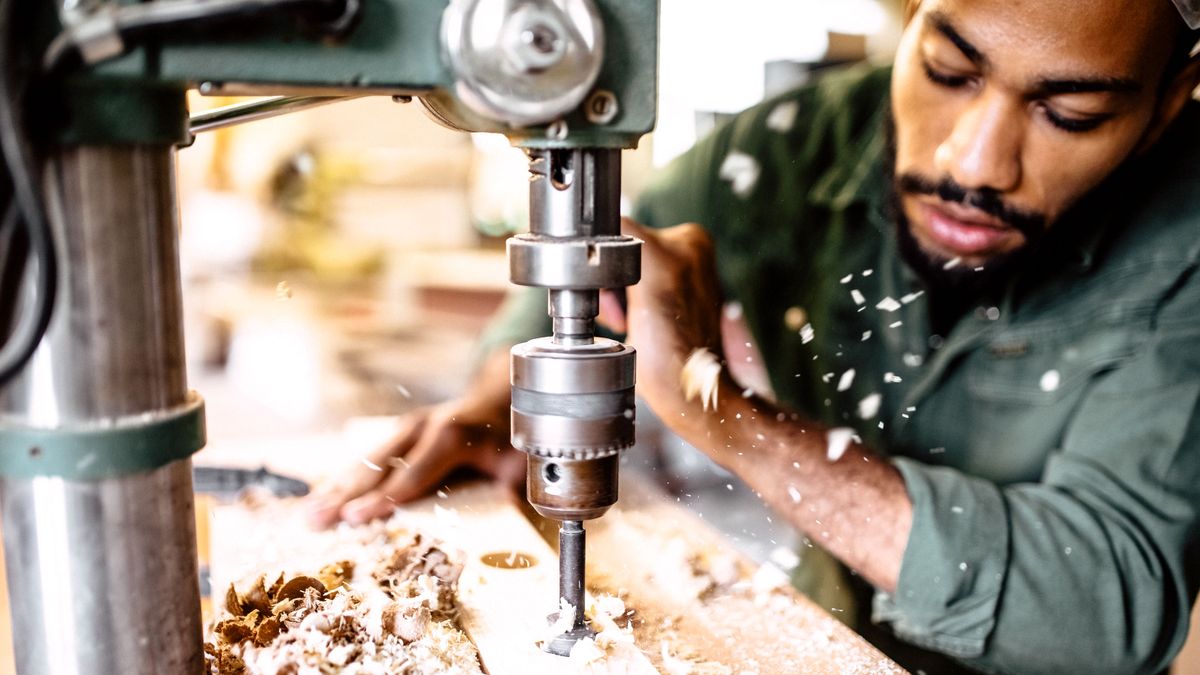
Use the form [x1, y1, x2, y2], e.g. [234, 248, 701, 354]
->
[1040, 369, 1061, 392]
[784, 306, 808, 331]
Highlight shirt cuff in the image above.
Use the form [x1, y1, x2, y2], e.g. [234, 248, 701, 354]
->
[872, 457, 1010, 658]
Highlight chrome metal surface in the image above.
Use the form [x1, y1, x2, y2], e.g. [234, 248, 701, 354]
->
[511, 337, 635, 394]
[526, 454, 618, 521]
[0, 460, 204, 674]
[510, 148, 639, 289]
[548, 289, 598, 343]
[1, 146, 187, 420]
[508, 235, 641, 289]
[528, 148, 621, 238]
[0, 145, 204, 673]
[441, 0, 604, 126]
[189, 95, 361, 134]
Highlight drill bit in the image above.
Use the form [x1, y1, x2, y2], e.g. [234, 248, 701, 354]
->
[544, 520, 595, 656]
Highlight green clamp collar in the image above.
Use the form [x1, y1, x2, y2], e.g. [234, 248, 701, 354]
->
[0, 392, 206, 480]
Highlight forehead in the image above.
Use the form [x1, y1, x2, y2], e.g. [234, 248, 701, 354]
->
[911, 0, 1173, 79]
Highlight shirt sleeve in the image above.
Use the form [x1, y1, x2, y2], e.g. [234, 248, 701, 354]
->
[874, 293, 1200, 673]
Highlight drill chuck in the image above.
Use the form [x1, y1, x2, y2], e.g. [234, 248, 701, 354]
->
[511, 336, 634, 521]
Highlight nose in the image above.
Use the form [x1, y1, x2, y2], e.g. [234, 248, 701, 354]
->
[934, 92, 1023, 194]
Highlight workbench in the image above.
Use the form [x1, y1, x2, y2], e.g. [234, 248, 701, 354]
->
[199, 422, 905, 674]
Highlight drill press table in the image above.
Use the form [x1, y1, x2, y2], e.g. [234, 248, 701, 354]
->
[201, 427, 905, 674]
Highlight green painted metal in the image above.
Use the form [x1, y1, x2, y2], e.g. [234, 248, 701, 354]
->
[78, 0, 657, 148]
[0, 393, 206, 480]
[55, 78, 190, 146]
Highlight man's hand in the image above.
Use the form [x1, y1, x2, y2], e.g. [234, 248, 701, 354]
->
[306, 351, 524, 528]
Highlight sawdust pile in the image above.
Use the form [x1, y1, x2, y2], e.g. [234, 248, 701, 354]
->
[205, 534, 483, 675]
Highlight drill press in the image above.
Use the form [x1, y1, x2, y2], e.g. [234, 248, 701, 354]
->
[510, 145, 639, 654]
[0, 0, 655, 670]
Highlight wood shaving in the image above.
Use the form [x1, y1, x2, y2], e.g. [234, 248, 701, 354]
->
[205, 533, 482, 675]
[681, 348, 722, 412]
[536, 592, 646, 670]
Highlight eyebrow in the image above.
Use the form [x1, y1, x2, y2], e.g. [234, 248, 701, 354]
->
[1033, 77, 1142, 96]
[927, 11, 986, 67]
[925, 11, 1143, 97]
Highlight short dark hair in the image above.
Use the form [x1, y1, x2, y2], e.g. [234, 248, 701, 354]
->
[1169, 26, 1199, 75]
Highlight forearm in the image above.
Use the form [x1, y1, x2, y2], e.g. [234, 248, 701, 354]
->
[461, 347, 512, 414]
[664, 372, 913, 592]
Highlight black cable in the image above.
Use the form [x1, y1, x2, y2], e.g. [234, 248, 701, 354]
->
[0, 202, 30, 341]
[0, 0, 58, 388]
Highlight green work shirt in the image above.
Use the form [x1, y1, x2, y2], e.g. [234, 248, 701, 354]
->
[479, 65, 1200, 674]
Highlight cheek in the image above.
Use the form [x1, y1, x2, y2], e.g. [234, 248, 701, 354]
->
[1023, 120, 1151, 222]
[890, 41, 957, 178]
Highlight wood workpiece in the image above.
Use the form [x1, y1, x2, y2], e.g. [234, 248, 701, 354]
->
[210, 484, 656, 674]
[201, 429, 904, 673]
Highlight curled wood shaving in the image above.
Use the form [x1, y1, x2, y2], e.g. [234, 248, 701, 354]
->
[317, 561, 355, 592]
[681, 348, 722, 412]
[204, 533, 479, 675]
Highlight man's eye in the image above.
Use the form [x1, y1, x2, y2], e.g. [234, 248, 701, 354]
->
[1038, 104, 1111, 134]
[921, 60, 972, 89]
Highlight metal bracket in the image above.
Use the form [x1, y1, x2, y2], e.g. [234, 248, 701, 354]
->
[0, 391, 207, 480]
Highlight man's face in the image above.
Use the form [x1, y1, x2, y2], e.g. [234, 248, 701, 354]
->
[890, 0, 1181, 276]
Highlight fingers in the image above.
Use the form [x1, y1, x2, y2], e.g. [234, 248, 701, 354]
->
[306, 412, 429, 528]
[621, 218, 715, 288]
[339, 422, 464, 524]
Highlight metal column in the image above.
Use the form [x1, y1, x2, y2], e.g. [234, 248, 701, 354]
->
[0, 146, 204, 674]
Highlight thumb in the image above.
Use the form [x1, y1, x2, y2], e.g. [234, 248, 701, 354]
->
[620, 216, 659, 248]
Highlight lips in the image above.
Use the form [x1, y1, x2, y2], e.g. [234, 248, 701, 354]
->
[920, 202, 1020, 257]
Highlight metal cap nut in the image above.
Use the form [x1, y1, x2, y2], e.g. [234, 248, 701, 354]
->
[584, 90, 619, 125]
[503, 8, 568, 72]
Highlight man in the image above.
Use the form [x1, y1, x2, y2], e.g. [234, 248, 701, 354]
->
[310, 1, 1200, 671]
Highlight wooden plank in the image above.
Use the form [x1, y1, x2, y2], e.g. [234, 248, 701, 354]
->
[201, 426, 902, 673]
[209, 482, 656, 674]
[579, 472, 906, 674]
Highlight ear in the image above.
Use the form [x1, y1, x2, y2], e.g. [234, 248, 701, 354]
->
[1136, 57, 1200, 154]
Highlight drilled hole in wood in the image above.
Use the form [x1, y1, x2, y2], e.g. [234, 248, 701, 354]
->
[480, 551, 538, 569]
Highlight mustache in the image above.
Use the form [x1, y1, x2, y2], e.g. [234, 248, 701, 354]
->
[896, 173, 1046, 239]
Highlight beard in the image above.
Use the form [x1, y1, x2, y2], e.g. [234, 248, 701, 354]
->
[882, 111, 1048, 301]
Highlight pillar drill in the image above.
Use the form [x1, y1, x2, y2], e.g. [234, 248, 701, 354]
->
[510, 145, 639, 654]
[0, 0, 656, 671]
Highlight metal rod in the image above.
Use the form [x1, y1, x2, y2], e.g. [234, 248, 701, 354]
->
[189, 94, 361, 133]
[559, 520, 586, 629]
